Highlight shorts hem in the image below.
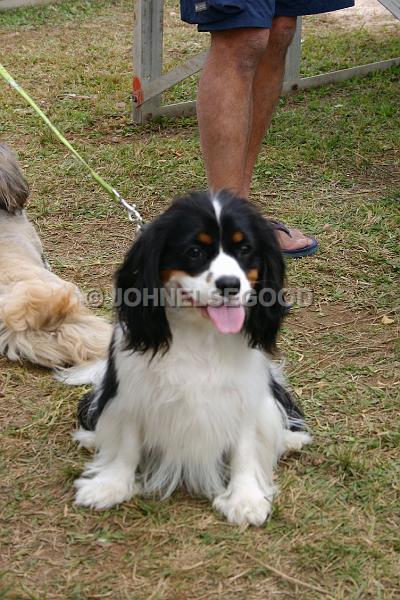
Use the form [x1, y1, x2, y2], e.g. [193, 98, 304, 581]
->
[275, 1, 355, 17]
[198, 18, 272, 32]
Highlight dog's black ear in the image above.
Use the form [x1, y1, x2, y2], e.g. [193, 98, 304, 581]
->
[115, 223, 171, 356]
[244, 217, 286, 354]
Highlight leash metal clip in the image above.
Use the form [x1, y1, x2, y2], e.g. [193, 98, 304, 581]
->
[113, 189, 144, 231]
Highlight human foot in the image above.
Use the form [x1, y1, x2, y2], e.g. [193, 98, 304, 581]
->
[270, 221, 318, 258]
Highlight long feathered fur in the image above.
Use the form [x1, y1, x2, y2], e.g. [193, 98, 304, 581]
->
[66, 191, 311, 526]
[0, 143, 112, 367]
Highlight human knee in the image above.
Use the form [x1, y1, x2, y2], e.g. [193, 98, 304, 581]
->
[269, 17, 297, 53]
[211, 29, 269, 72]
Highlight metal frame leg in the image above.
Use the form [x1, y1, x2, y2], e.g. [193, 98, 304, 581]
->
[284, 17, 302, 89]
[133, 0, 164, 123]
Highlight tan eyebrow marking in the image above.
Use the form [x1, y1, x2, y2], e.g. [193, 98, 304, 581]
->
[246, 269, 259, 284]
[232, 231, 244, 243]
[197, 232, 213, 245]
[161, 269, 187, 283]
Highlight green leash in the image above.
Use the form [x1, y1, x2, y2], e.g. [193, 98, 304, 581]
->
[0, 63, 143, 230]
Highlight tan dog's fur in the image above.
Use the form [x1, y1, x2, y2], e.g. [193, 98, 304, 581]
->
[0, 144, 112, 367]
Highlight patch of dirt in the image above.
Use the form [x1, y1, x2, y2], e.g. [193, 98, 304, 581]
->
[38, 215, 133, 290]
[290, 302, 391, 334]
[314, 0, 398, 29]
[287, 302, 399, 372]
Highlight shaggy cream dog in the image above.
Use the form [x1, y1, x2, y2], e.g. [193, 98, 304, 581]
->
[0, 143, 111, 367]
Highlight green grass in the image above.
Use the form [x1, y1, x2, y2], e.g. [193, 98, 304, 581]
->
[0, 0, 118, 28]
[300, 27, 400, 76]
[0, 1, 399, 599]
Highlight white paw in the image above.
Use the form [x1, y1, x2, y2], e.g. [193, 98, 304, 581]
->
[282, 430, 312, 453]
[74, 476, 138, 510]
[72, 429, 96, 450]
[213, 491, 272, 527]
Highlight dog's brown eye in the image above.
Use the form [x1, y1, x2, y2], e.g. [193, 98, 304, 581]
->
[239, 244, 252, 256]
[186, 246, 204, 260]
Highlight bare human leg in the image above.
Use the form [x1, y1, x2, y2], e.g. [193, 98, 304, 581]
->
[197, 28, 270, 195]
[241, 16, 313, 253]
[196, 18, 316, 254]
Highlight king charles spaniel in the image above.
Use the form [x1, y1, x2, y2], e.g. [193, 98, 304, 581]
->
[66, 190, 311, 526]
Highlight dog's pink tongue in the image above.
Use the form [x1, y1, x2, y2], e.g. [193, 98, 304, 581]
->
[206, 304, 245, 334]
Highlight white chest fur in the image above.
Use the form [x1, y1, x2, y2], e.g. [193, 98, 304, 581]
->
[108, 320, 269, 497]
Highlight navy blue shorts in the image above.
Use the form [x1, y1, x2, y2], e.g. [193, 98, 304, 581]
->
[180, 1, 355, 31]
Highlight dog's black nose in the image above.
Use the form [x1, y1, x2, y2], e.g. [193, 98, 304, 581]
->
[215, 276, 241, 296]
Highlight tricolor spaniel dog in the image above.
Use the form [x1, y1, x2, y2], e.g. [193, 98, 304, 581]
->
[68, 191, 311, 526]
[0, 143, 111, 367]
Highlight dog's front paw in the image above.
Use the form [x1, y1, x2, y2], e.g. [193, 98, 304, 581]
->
[74, 476, 139, 510]
[282, 430, 312, 453]
[213, 490, 272, 527]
